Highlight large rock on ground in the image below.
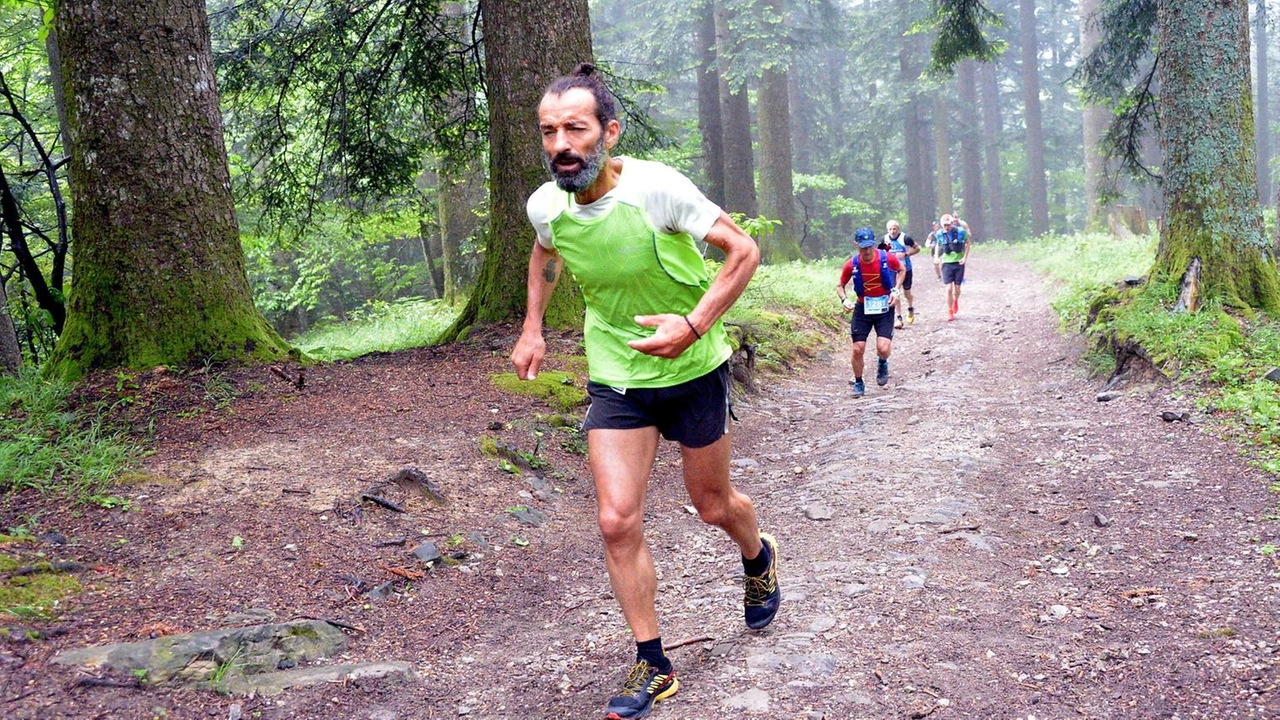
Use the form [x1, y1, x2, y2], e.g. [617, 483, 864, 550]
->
[51, 619, 348, 686]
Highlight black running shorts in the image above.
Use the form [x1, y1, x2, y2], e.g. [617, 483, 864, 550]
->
[941, 262, 966, 285]
[582, 362, 730, 449]
[902, 268, 914, 291]
[851, 302, 896, 343]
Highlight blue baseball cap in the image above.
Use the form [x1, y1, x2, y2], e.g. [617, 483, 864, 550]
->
[854, 227, 877, 248]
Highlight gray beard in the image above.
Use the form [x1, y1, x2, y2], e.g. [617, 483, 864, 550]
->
[547, 136, 607, 194]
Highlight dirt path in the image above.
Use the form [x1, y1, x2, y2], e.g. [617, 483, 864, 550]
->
[5, 253, 1279, 719]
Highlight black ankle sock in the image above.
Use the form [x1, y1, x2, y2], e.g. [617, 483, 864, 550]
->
[636, 638, 671, 673]
[742, 539, 771, 576]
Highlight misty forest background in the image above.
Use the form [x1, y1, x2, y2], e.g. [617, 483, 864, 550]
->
[0, 0, 1278, 376]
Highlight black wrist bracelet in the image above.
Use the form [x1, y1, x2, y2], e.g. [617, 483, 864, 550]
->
[683, 315, 703, 340]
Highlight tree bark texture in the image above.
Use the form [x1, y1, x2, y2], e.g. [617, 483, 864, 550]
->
[1019, 0, 1051, 236]
[979, 62, 1007, 242]
[438, 158, 483, 305]
[0, 280, 20, 374]
[900, 21, 929, 239]
[1155, 0, 1280, 313]
[757, 61, 800, 260]
[696, 0, 726, 208]
[1080, 0, 1112, 232]
[1255, 0, 1271, 204]
[446, 0, 591, 335]
[48, 0, 290, 378]
[934, 90, 953, 218]
[716, 1, 757, 217]
[957, 61, 986, 240]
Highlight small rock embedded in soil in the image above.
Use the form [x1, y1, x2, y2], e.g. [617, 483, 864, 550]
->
[412, 542, 442, 564]
[803, 504, 834, 521]
[1265, 367, 1280, 383]
[1160, 410, 1191, 422]
[1093, 513, 1112, 528]
[1095, 391, 1122, 402]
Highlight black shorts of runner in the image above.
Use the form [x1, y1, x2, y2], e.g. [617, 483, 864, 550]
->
[582, 361, 730, 449]
[850, 302, 896, 343]
[941, 262, 966, 285]
[902, 268, 914, 291]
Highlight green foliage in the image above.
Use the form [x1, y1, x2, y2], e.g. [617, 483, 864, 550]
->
[0, 370, 140, 503]
[1011, 232, 1157, 330]
[489, 371, 586, 412]
[924, 0, 1007, 76]
[291, 296, 460, 362]
[0, 560, 80, 619]
[729, 212, 782, 242]
[728, 259, 843, 371]
[1024, 232, 1280, 480]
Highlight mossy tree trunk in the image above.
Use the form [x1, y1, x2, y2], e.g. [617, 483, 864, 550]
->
[1154, 0, 1280, 314]
[47, 0, 290, 378]
[1019, 0, 1051, 237]
[755, 0, 801, 261]
[441, 0, 589, 339]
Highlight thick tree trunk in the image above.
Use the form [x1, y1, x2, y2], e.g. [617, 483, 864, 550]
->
[0, 280, 20, 375]
[1256, 0, 1271, 204]
[438, 158, 483, 305]
[695, 0, 726, 208]
[757, 64, 799, 260]
[900, 24, 929, 238]
[1081, 0, 1111, 232]
[716, 2, 757, 217]
[957, 61, 986, 239]
[48, 0, 290, 378]
[445, 0, 590, 336]
[979, 62, 1007, 242]
[1155, 0, 1280, 313]
[789, 64, 817, 252]
[1020, 0, 1051, 236]
[934, 91, 953, 217]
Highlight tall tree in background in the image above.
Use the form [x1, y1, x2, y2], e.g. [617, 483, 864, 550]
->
[444, 0, 592, 336]
[957, 60, 986, 237]
[934, 90, 954, 215]
[717, 1, 758, 216]
[1155, 0, 1280, 311]
[696, 0, 727, 207]
[48, 0, 290, 378]
[900, 26, 930, 237]
[755, 0, 800, 260]
[979, 62, 1008, 241]
[1019, 0, 1051, 236]
[1080, 0, 1112, 231]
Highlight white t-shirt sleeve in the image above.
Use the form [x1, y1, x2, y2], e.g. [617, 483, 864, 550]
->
[526, 183, 558, 249]
[637, 162, 722, 240]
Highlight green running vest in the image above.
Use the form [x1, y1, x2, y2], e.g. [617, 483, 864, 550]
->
[547, 192, 732, 388]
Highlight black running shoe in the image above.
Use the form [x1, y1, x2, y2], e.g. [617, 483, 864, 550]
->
[744, 533, 781, 630]
[604, 660, 679, 719]
[876, 359, 890, 386]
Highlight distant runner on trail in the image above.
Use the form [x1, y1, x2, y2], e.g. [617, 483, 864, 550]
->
[879, 219, 919, 327]
[838, 227, 905, 397]
[933, 213, 971, 321]
[511, 64, 780, 720]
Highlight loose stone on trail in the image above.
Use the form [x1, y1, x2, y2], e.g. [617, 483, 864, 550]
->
[1095, 391, 1123, 402]
[803, 503, 834, 521]
[1264, 367, 1280, 383]
[412, 541, 442, 564]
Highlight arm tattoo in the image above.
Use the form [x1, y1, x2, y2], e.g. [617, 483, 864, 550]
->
[542, 259, 559, 284]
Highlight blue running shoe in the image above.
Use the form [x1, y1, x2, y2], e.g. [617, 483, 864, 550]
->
[876, 359, 890, 386]
[852, 379, 865, 397]
[605, 660, 679, 719]
[744, 533, 781, 630]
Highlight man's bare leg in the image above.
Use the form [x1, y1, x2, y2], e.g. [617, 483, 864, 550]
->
[680, 433, 763, 558]
[589, 427, 662, 641]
